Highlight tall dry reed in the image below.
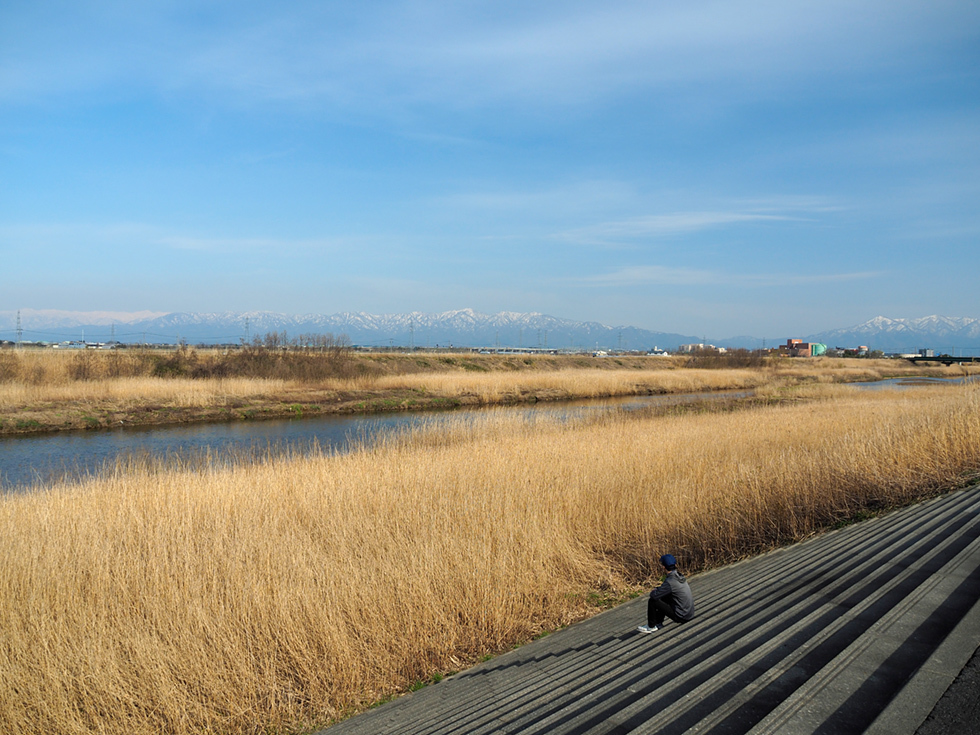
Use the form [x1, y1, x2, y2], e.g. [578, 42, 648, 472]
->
[1, 383, 978, 734]
[0, 376, 290, 410]
[356, 366, 771, 402]
[2, 348, 972, 412]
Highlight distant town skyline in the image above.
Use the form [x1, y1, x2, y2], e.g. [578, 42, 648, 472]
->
[2, 2, 978, 338]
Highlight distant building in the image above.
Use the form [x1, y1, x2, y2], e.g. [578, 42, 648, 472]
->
[677, 343, 726, 354]
[830, 345, 870, 356]
[782, 339, 827, 357]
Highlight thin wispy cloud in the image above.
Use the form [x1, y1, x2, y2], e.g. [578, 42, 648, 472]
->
[181, 1, 978, 112]
[429, 183, 843, 242]
[554, 211, 805, 247]
[433, 180, 637, 218]
[580, 266, 883, 288]
[4, 1, 975, 113]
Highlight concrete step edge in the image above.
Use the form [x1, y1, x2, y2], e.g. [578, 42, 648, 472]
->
[435, 649, 609, 735]
[599, 523, 979, 735]
[865, 589, 980, 735]
[746, 530, 980, 735]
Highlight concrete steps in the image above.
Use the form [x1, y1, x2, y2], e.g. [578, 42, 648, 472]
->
[319, 484, 980, 734]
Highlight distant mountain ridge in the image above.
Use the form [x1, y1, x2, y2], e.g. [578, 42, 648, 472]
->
[0, 309, 698, 352]
[2, 310, 978, 352]
[807, 315, 980, 353]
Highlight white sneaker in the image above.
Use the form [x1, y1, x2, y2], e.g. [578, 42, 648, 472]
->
[637, 625, 660, 634]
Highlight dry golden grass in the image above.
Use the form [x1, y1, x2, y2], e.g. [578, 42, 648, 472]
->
[0, 364, 762, 414]
[0, 376, 289, 409]
[0, 348, 162, 384]
[1, 382, 978, 734]
[358, 366, 769, 402]
[4, 348, 974, 434]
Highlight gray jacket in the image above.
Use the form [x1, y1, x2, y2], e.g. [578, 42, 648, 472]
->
[650, 570, 695, 621]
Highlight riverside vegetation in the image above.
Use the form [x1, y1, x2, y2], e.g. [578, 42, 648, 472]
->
[0, 355, 978, 733]
[0, 346, 971, 434]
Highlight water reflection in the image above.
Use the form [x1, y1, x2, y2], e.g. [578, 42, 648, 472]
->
[850, 375, 979, 390]
[1, 391, 748, 492]
[1, 376, 973, 492]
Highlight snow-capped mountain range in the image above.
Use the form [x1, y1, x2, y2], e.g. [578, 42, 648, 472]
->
[0, 309, 694, 352]
[1, 310, 978, 353]
[806, 315, 980, 353]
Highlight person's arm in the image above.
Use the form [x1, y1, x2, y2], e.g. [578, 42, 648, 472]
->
[649, 579, 672, 600]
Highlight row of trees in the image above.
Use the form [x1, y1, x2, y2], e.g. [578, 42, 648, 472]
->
[247, 331, 352, 352]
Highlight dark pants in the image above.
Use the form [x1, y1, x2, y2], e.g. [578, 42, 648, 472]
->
[648, 595, 685, 627]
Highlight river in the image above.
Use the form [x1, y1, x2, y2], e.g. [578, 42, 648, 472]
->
[1, 376, 973, 493]
[0, 391, 750, 492]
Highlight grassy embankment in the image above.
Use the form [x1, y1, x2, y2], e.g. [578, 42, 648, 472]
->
[1, 380, 978, 734]
[0, 347, 972, 434]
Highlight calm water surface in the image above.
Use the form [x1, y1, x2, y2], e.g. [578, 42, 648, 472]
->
[0, 391, 744, 492]
[2, 375, 973, 493]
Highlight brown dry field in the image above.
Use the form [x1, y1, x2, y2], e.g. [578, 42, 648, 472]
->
[0, 348, 974, 435]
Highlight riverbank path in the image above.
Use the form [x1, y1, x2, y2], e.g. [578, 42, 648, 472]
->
[320, 483, 980, 734]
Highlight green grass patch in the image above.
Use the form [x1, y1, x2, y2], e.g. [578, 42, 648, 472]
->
[407, 672, 446, 693]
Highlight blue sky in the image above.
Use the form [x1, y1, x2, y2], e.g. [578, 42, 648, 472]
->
[2, 1, 978, 338]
